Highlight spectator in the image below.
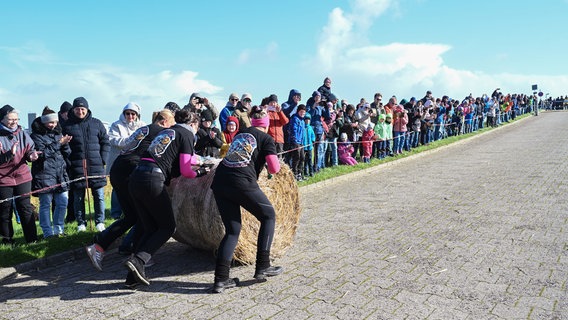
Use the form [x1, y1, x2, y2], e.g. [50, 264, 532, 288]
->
[266, 94, 288, 158]
[374, 114, 387, 160]
[220, 116, 239, 158]
[195, 109, 223, 158]
[164, 101, 181, 113]
[288, 104, 306, 181]
[30, 106, 72, 238]
[58, 101, 76, 223]
[392, 105, 408, 155]
[218, 93, 240, 132]
[107, 102, 146, 219]
[337, 133, 357, 166]
[183, 93, 218, 121]
[0, 105, 40, 245]
[361, 123, 375, 163]
[317, 77, 333, 102]
[306, 91, 326, 171]
[62, 97, 110, 232]
[303, 113, 316, 177]
[233, 93, 252, 129]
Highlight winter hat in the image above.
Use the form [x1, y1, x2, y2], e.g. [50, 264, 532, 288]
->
[241, 93, 252, 102]
[123, 102, 141, 117]
[312, 91, 321, 98]
[59, 101, 72, 114]
[72, 97, 89, 109]
[367, 123, 374, 131]
[201, 109, 214, 122]
[304, 113, 311, 120]
[400, 99, 408, 105]
[267, 94, 278, 104]
[340, 132, 347, 141]
[229, 93, 239, 101]
[41, 106, 58, 123]
[164, 101, 180, 112]
[327, 102, 333, 108]
[0, 104, 15, 121]
[328, 93, 337, 102]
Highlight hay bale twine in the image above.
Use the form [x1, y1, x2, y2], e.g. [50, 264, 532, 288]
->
[168, 159, 301, 265]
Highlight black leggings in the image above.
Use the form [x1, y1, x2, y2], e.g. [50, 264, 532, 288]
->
[128, 166, 175, 260]
[213, 187, 276, 261]
[0, 181, 38, 243]
[95, 163, 143, 250]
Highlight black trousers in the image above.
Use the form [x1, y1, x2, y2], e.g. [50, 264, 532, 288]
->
[128, 164, 175, 261]
[0, 181, 38, 243]
[213, 187, 276, 262]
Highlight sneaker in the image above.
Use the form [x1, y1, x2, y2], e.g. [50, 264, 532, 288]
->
[77, 224, 87, 232]
[254, 266, 283, 280]
[145, 258, 155, 268]
[212, 278, 239, 294]
[124, 256, 150, 286]
[124, 271, 139, 290]
[95, 223, 106, 232]
[85, 244, 105, 271]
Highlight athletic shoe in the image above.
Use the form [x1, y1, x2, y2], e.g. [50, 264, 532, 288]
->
[124, 256, 150, 286]
[77, 224, 87, 232]
[212, 278, 239, 294]
[253, 266, 283, 280]
[145, 258, 155, 268]
[95, 223, 106, 232]
[124, 271, 139, 290]
[85, 244, 105, 271]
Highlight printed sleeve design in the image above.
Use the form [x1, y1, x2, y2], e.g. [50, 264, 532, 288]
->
[148, 128, 176, 158]
[222, 132, 257, 168]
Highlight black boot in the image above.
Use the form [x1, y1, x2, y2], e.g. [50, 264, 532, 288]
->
[212, 259, 239, 293]
[254, 250, 283, 280]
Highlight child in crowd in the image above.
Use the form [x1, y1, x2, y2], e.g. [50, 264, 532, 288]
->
[220, 116, 239, 158]
[361, 123, 375, 163]
[337, 133, 357, 165]
[374, 114, 387, 159]
[303, 113, 316, 177]
[384, 113, 393, 156]
[30, 106, 72, 238]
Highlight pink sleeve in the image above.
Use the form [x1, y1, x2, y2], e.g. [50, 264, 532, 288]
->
[180, 153, 197, 178]
[190, 154, 200, 165]
[265, 154, 280, 174]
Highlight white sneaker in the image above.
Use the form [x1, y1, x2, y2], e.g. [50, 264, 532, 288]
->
[96, 223, 106, 232]
[77, 224, 87, 232]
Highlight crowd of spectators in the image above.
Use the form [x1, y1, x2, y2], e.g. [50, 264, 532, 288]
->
[0, 79, 549, 244]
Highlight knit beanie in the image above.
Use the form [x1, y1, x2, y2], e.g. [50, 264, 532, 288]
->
[59, 101, 72, 114]
[73, 97, 89, 109]
[41, 106, 58, 123]
[0, 105, 15, 121]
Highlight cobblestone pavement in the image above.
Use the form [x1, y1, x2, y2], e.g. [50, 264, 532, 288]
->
[1, 112, 567, 319]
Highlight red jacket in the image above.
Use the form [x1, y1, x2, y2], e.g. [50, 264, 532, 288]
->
[0, 126, 34, 187]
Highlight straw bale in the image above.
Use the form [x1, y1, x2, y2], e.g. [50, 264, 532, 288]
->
[168, 159, 301, 264]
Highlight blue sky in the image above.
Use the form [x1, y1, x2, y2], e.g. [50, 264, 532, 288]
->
[1, 0, 567, 126]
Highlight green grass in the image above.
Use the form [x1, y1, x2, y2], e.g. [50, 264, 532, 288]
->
[0, 113, 534, 268]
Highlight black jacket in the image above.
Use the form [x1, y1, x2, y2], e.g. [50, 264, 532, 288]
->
[62, 109, 110, 189]
[30, 118, 71, 194]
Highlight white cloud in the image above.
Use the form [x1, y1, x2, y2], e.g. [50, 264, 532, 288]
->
[310, 0, 568, 101]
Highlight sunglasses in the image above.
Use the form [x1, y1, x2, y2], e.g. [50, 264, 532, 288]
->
[243, 98, 251, 103]
[124, 112, 137, 116]
[230, 98, 239, 102]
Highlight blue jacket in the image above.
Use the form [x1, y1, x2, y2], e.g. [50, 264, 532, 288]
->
[30, 117, 71, 194]
[308, 105, 325, 136]
[288, 113, 305, 145]
[62, 109, 110, 190]
[282, 89, 301, 118]
[303, 123, 316, 151]
[218, 103, 236, 132]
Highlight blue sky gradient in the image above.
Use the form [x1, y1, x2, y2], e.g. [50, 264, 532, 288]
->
[1, 0, 567, 125]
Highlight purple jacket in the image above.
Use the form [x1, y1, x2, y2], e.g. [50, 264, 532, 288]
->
[0, 125, 35, 187]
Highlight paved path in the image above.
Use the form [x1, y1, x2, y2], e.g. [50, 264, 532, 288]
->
[1, 112, 567, 319]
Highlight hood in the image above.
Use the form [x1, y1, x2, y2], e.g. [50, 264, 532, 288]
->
[224, 116, 239, 132]
[287, 89, 301, 103]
